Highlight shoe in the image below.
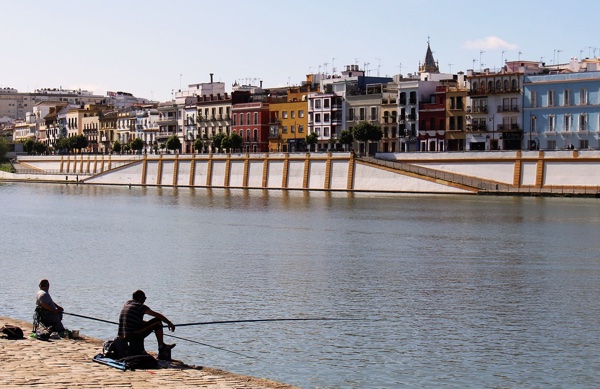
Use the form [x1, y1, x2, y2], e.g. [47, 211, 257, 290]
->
[159, 343, 176, 350]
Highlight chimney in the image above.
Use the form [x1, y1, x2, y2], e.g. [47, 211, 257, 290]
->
[210, 73, 214, 83]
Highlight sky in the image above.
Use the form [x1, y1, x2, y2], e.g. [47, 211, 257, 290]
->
[1, 0, 598, 102]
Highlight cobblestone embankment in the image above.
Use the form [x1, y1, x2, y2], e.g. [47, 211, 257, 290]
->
[0, 316, 297, 389]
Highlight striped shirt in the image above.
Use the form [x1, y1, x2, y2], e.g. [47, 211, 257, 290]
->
[118, 300, 148, 337]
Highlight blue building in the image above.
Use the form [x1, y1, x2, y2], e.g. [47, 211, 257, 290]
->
[523, 59, 600, 150]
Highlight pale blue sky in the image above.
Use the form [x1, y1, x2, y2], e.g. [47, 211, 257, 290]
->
[1, 0, 598, 101]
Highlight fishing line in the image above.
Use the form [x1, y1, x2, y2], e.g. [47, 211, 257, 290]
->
[171, 317, 362, 327]
[63, 312, 253, 358]
[164, 333, 256, 359]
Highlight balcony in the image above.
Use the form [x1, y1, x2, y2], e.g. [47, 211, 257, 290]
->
[468, 106, 488, 114]
[497, 124, 521, 132]
[497, 105, 519, 113]
[466, 124, 488, 132]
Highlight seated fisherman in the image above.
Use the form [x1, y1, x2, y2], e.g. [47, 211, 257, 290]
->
[118, 289, 176, 356]
[36, 279, 66, 333]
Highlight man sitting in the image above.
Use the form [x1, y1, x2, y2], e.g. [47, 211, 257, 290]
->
[118, 289, 176, 356]
[36, 279, 66, 334]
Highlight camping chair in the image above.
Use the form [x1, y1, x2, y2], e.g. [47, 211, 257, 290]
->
[32, 307, 52, 333]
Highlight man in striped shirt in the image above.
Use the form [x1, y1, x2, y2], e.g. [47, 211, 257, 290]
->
[118, 289, 176, 355]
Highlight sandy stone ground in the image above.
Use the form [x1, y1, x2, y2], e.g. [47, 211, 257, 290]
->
[0, 316, 298, 389]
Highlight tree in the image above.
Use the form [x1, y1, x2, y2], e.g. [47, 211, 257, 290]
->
[340, 130, 354, 151]
[352, 121, 382, 155]
[130, 138, 144, 154]
[69, 135, 88, 153]
[221, 135, 232, 153]
[193, 138, 204, 153]
[305, 132, 318, 152]
[55, 137, 70, 153]
[0, 137, 8, 160]
[24, 138, 36, 155]
[34, 141, 48, 155]
[166, 134, 181, 154]
[212, 132, 226, 153]
[229, 132, 243, 153]
[113, 140, 122, 154]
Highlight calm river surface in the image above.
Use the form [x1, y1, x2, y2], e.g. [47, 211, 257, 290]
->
[1, 182, 600, 388]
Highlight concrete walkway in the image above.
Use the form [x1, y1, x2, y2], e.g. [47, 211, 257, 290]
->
[0, 317, 297, 389]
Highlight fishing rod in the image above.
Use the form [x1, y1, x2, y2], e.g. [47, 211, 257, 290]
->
[63, 312, 251, 358]
[171, 317, 362, 328]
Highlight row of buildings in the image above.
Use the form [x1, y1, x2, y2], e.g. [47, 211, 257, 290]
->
[2, 43, 600, 154]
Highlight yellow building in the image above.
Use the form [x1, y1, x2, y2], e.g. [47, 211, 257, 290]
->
[268, 85, 315, 152]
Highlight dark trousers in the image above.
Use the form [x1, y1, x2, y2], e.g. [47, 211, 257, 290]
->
[125, 317, 161, 356]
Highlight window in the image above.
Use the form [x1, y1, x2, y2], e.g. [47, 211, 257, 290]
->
[246, 113, 251, 125]
[254, 112, 258, 125]
[530, 91, 537, 108]
[253, 129, 258, 142]
[547, 140, 556, 149]
[563, 90, 571, 106]
[530, 116, 537, 133]
[370, 107, 377, 120]
[579, 114, 588, 131]
[564, 114, 572, 131]
[233, 114, 237, 126]
[282, 126, 288, 134]
[282, 111, 288, 119]
[399, 92, 406, 105]
[548, 90, 555, 107]
[324, 127, 329, 137]
[580, 88, 588, 105]
[348, 108, 354, 121]
[324, 113, 330, 123]
[359, 108, 366, 121]
[511, 79, 518, 91]
[324, 99, 330, 108]
[580, 139, 589, 149]
[315, 113, 321, 123]
[291, 125, 295, 133]
[291, 111, 295, 118]
[298, 125, 304, 133]
[298, 110, 304, 118]
[240, 113, 244, 126]
[549, 115, 556, 131]
[495, 80, 501, 91]
[503, 80, 509, 90]
[315, 100, 321, 109]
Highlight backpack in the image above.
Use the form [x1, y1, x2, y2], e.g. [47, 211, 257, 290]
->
[1, 325, 24, 339]
[103, 337, 129, 360]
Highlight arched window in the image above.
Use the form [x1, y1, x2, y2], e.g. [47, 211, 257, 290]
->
[511, 79, 517, 91]
[503, 80, 509, 90]
[487, 81, 493, 91]
[495, 80, 501, 91]
[253, 129, 258, 142]
[472, 81, 478, 92]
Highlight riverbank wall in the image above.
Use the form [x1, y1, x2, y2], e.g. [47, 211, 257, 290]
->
[3, 150, 600, 196]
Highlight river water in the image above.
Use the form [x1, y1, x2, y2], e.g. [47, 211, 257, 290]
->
[1, 182, 599, 388]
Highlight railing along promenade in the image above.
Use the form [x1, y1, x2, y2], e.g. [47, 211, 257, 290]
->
[358, 156, 600, 196]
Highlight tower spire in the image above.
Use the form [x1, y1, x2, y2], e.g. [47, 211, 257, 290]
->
[419, 38, 439, 74]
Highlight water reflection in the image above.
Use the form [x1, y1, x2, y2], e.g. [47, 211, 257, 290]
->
[1, 183, 600, 388]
